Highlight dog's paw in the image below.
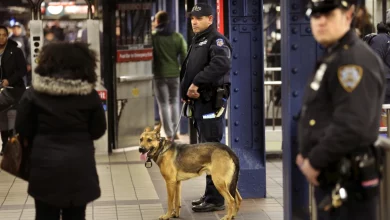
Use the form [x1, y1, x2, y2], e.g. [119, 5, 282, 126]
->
[220, 215, 233, 220]
[171, 214, 179, 218]
[159, 214, 170, 220]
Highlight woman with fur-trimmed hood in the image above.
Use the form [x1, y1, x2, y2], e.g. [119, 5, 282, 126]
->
[15, 42, 106, 219]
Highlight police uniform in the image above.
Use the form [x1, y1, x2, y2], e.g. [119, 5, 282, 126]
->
[180, 3, 232, 211]
[299, 1, 385, 219]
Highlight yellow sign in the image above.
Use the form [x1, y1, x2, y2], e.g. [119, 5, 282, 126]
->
[132, 88, 140, 97]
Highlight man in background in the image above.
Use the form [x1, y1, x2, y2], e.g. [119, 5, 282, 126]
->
[152, 11, 187, 140]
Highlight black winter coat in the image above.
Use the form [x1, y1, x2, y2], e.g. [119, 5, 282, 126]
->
[0, 39, 27, 100]
[15, 74, 107, 207]
[180, 25, 232, 100]
[298, 30, 385, 170]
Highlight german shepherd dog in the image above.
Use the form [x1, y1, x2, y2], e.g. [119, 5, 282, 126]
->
[139, 124, 242, 220]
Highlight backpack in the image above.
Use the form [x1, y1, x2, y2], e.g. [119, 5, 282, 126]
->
[363, 33, 377, 45]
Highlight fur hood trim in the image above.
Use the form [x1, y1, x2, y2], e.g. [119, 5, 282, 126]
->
[32, 74, 95, 96]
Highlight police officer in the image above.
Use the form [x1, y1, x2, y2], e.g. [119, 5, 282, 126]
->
[296, 1, 385, 219]
[180, 3, 232, 212]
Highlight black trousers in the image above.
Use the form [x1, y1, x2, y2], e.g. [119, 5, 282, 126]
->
[1, 129, 12, 153]
[315, 186, 377, 220]
[0, 89, 15, 113]
[35, 199, 86, 220]
[195, 112, 225, 205]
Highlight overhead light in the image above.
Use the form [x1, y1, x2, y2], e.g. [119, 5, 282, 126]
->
[47, 5, 64, 15]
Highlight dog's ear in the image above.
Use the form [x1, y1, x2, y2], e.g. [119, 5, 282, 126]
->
[144, 127, 152, 132]
[154, 123, 162, 133]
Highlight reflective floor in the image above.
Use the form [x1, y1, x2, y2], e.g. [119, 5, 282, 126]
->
[0, 135, 284, 220]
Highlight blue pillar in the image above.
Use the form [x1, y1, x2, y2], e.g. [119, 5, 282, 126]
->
[178, 0, 189, 135]
[228, 0, 266, 198]
[281, 1, 319, 219]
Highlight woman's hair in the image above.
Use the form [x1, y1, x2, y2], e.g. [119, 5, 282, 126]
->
[35, 42, 97, 83]
[355, 6, 372, 30]
[0, 25, 8, 36]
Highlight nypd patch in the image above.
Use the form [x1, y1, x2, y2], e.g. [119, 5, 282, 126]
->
[337, 65, 363, 93]
[216, 38, 224, 47]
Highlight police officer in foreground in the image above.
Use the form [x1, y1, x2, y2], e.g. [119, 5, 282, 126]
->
[180, 3, 232, 212]
[296, 0, 384, 219]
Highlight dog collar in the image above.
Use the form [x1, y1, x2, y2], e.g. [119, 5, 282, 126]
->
[145, 138, 169, 168]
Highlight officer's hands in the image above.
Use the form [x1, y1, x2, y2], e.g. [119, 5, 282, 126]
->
[299, 159, 320, 186]
[296, 154, 304, 167]
[187, 84, 200, 99]
[2, 79, 9, 87]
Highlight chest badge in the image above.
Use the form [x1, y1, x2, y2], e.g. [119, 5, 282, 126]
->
[337, 65, 363, 93]
[199, 39, 208, 46]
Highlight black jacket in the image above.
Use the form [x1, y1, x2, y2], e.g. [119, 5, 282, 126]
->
[180, 25, 232, 100]
[0, 39, 27, 100]
[298, 30, 385, 170]
[368, 23, 390, 103]
[15, 74, 106, 207]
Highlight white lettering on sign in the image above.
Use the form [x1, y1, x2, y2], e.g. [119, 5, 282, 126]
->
[119, 52, 152, 59]
[98, 91, 107, 100]
[116, 49, 153, 63]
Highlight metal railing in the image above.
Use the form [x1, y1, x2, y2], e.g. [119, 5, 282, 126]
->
[377, 105, 390, 220]
[264, 67, 282, 130]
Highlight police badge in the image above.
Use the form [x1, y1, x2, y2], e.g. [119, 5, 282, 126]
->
[337, 65, 363, 93]
[216, 38, 224, 47]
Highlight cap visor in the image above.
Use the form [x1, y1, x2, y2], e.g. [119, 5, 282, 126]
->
[309, 6, 338, 16]
[186, 11, 207, 18]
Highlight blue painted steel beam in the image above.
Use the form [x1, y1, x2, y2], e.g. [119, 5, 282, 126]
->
[178, 0, 189, 134]
[281, 1, 320, 219]
[228, 0, 266, 199]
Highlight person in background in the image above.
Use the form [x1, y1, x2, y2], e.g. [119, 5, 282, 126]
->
[354, 6, 375, 38]
[10, 22, 31, 86]
[43, 30, 57, 46]
[15, 42, 107, 220]
[152, 11, 187, 140]
[0, 25, 27, 156]
[366, 9, 390, 103]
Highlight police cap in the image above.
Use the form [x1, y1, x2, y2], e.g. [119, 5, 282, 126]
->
[307, 0, 352, 16]
[187, 3, 213, 17]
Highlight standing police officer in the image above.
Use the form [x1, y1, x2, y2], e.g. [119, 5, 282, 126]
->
[180, 3, 232, 212]
[296, 1, 385, 219]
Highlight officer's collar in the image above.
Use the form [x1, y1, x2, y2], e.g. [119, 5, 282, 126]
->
[194, 25, 215, 42]
[326, 29, 358, 53]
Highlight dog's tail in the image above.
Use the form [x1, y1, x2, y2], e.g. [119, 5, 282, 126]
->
[229, 154, 240, 198]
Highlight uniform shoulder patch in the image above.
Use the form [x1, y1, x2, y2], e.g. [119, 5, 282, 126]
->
[337, 65, 363, 93]
[216, 38, 224, 47]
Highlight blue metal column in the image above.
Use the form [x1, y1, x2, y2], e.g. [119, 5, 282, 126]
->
[281, 1, 319, 219]
[228, 0, 266, 198]
[178, 0, 189, 135]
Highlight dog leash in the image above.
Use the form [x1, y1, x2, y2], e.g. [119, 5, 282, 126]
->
[170, 103, 187, 142]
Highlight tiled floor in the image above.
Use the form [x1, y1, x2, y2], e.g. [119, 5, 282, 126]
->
[0, 139, 284, 220]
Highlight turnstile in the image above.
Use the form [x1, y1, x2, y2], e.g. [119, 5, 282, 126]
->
[115, 2, 154, 148]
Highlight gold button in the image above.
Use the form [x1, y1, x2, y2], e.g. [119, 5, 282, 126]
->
[309, 119, 316, 126]
[343, 45, 349, 50]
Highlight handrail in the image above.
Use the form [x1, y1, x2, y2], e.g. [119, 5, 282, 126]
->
[84, 0, 94, 19]
[26, 0, 44, 20]
[264, 81, 282, 85]
[265, 67, 282, 72]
